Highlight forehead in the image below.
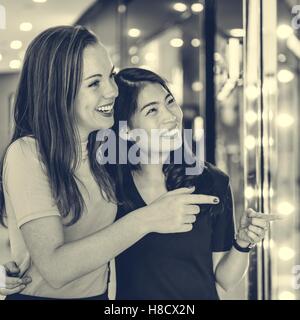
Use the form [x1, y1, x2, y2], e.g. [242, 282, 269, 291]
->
[137, 83, 169, 108]
[82, 43, 113, 77]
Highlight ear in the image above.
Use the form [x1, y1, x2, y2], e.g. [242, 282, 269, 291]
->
[119, 125, 134, 141]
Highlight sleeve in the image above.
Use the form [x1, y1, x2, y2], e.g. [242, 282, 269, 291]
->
[3, 138, 61, 228]
[211, 182, 235, 252]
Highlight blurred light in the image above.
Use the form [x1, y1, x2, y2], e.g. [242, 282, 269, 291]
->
[128, 28, 141, 38]
[230, 28, 245, 38]
[32, 0, 47, 2]
[228, 38, 240, 81]
[10, 40, 22, 50]
[277, 201, 295, 216]
[278, 53, 287, 63]
[245, 85, 260, 101]
[145, 52, 156, 62]
[277, 69, 294, 83]
[173, 2, 188, 12]
[263, 78, 277, 95]
[118, 4, 127, 13]
[130, 55, 139, 64]
[214, 52, 222, 61]
[245, 135, 256, 150]
[192, 81, 203, 92]
[245, 186, 255, 199]
[114, 67, 120, 73]
[191, 3, 204, 13]
[0, 53, 2, 61]
[20, 22, 32, 31]
[170, 38, 184, 48]
[191, 38, 201, 47]
[287, 34, 300, 59]
[263, 186, 274, 198]
[193, 116, 204, 140]
[245, 110, 258, 125]
[277, 24, 293, 40]
[129, 46, 138, 55]
[278, 246, 295, 261]
[9, 59, 21, 69]
[279, 291, 296, 300]
[277, 113, 294, 128]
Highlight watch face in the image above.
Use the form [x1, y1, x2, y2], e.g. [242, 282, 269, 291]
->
[248, 243, 256, 249]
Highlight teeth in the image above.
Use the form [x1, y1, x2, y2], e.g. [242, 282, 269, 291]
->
[96, 103, 113, 113]
[161, 128, 179, 138]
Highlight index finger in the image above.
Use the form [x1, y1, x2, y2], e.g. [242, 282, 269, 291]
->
[248, 212, 285, 221]
[182, 194, 220, 205]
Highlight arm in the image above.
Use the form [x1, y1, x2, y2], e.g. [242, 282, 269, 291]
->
[213, 209, 281, 291]
[213, 246, 249, 291]
[19, 188, 218, 289]
[20, 209, 147, 289]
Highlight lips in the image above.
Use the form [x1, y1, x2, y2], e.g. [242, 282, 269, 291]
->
[160, 124, 180, 138]
[95, 102, 114, 117]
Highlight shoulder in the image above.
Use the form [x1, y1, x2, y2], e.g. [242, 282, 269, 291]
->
[4, 136, 40, 168]
[194, 162, 230, 197]
[203, 162, 229, 187]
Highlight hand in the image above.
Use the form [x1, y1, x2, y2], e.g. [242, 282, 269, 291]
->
[141, 186, 220, 234]
[236, 208, 283, 248]
[0, 261, 31, 296]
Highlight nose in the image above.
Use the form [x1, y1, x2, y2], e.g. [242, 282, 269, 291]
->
[103, 78, 119, 100]
[161, 106, 177, 125]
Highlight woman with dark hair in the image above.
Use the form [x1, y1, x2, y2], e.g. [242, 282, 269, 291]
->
[0, 28, 211, 299]
[107, 67, 280, 300]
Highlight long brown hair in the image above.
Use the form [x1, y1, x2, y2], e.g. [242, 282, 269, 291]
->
[0, 25, 116, 226]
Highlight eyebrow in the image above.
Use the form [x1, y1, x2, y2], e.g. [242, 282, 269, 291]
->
[140, 93, 173, 112]
[84, 66, 115, 81]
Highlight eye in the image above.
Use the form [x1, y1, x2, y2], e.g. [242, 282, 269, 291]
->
[110, 71, 117, 79]
[88, 80, 100, 88]
[146, 107, 158, 116]
[167, 97, 176, 105]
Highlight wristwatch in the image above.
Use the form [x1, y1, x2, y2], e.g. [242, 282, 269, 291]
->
[233, 238, 256, 253]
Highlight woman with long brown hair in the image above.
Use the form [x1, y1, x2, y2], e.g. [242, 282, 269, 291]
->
[0, 26, 211, 299]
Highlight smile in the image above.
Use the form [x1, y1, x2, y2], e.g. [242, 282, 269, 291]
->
[95, 102, 114, 116]
[160, 126, 180, 138]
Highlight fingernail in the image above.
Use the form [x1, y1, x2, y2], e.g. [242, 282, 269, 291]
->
[213, 197, 219, 204]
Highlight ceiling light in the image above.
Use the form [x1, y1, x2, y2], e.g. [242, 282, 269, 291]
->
[173, 3, 188, 12]
[0, 53, 2, 61]
[10, 40, 23, 50]
[9, 59, 21, 69]
[170, 38, 184, 48]
[20, 22, 33, 31]
[277, 69, 294, 83]
[191, 3, 204, 13]
[277, 24, 293, 40]
[128, 28, 141, 38]
[32, 0, 47, 3]
[191, 38, 201, 47]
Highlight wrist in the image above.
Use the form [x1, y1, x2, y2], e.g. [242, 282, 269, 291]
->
[235, 237, 251, 248]
[131, 207, 153, 236]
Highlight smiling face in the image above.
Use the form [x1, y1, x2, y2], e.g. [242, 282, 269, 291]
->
[128, 82, 183, 154]
[74, 42, 118, 141]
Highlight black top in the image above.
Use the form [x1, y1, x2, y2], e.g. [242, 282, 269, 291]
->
[115, 162, 235, 300]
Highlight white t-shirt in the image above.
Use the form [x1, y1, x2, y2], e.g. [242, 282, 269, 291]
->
[3, 136, 117, 298]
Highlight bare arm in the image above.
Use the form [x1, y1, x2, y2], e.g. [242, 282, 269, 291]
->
[20, 188, 218, 289]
